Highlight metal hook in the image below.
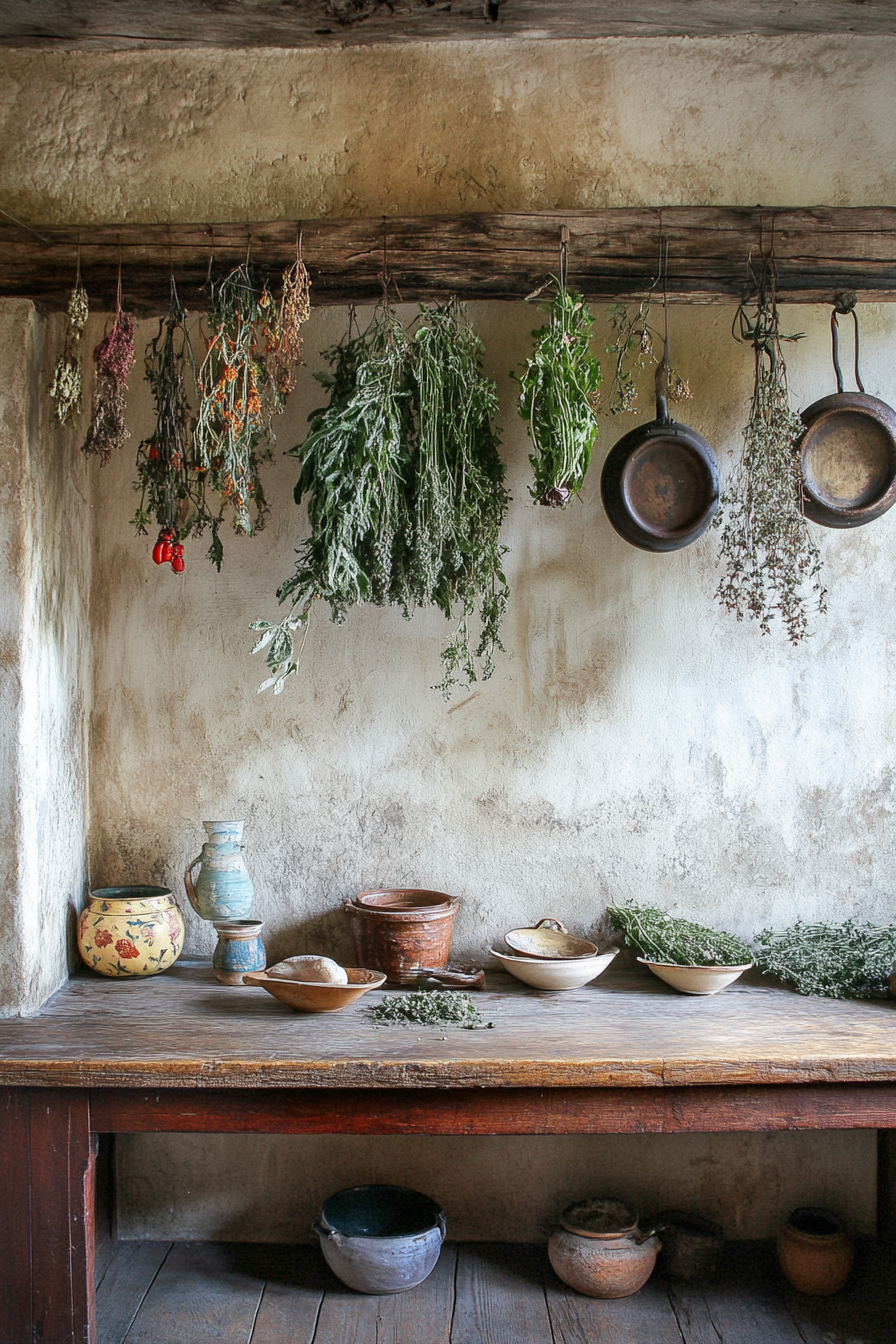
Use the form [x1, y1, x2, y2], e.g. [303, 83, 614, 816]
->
[559, 225, 569, 292]
[831, 293, 864, 395]
[245, 230, 252, 269]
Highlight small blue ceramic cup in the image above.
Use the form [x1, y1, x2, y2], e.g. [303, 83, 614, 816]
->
[212, 919, 266, 985]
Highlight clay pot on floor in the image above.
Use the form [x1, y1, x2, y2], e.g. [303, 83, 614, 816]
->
[314, 1185, 446, 1294]
[548, 1198, 661, 1299]
[656, 1210, 724, 1281]
[777, 1208, 854, 1296]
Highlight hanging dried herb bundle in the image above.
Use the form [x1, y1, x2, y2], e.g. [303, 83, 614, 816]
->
[514, 280, 601, 506]
[754, 920, 896, 999]
[714, 255, 824, 642]
[252, 300, 509, 697]
[608, 902, 752, 968]
[48, 275, 89, 428]
[194, 265, 285, 538]
[604, 301, 691, 416]
[268, 252, 312, 398]
[131, 285, 224, 573]
[82, 286, 135, 464]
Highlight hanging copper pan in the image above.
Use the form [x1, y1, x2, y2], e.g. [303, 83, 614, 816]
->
[799, 297, 896, 529]
[601, 348, 719, 552]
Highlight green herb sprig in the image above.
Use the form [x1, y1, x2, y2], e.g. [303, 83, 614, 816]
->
[608, 902, 752, 968]
[754, 920, 896, 999]
[371, 990, 494, 1029]
[514, 280, 601, 506]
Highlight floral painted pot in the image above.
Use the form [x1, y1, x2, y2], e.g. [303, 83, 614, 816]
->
[212, 919, 266, 985]
[77, 886, 185, 978]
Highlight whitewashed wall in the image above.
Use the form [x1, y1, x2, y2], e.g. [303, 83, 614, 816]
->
[1, 30, 895, 1235]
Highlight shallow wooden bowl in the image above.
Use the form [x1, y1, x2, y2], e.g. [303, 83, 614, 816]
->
[637, 958, 752, 996]
[243, 967, 386, 1012]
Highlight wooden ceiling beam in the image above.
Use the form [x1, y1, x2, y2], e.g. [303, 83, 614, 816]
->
[0, 0, 894, 49]
[2, 208, 896, 314]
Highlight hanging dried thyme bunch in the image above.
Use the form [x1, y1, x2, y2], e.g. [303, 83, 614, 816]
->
[81, 277, 135, 464]
[514, 279, 601, 506]
[195, 265, 284, 539]
[604, 301, 692, 416]
[252, 300, 509, 698]
[754, 920, 896, 999]
[131, 284, 227, 572]
[608, 902, 752, 967]
[714, 254, 824, 642]
[267, 249, 312, 398]
[49, 270, 89, 428]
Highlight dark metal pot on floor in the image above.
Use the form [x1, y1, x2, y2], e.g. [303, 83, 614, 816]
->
[601, 348, 719, 552]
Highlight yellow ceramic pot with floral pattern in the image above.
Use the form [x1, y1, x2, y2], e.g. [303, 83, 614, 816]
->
[77, 886, 185, 978]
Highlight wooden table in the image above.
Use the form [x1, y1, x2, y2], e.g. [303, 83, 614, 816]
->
[2, 961, 895, 1343]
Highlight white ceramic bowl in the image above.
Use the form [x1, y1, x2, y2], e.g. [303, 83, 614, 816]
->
[637, 958, 752, 996]
[490, 947, 618, 990]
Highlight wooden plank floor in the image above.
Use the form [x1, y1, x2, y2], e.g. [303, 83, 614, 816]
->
[97, 1239, 896, 1344]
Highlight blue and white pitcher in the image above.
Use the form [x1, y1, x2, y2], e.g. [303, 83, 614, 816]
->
[184, 820, 255, 922]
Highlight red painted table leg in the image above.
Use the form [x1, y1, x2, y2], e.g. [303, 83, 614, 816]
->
[0, 1088, 96, 1344]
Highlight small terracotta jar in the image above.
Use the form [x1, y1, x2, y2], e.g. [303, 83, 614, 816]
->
[212, 919, 266, 985]
[777, 1208, 854, 1296]
[548, 1197, 661, 1299]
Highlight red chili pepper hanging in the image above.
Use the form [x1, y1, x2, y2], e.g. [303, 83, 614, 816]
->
[152, 527, 175, 566]
[170, 543, 185, 574]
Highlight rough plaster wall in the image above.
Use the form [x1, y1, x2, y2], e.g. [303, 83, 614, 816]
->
[1, 35, 896, 223]
[0, 301, 90, 1016]
[95, 299, 893, 1238]
[117, 1131, 877, 1243]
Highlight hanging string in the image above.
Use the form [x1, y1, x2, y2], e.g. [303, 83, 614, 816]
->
[559, 224, 569, 292]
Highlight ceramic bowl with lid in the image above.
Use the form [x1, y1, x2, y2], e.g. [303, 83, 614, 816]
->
[504, 918, 599, 960]
[549, 1196, 661, 1298]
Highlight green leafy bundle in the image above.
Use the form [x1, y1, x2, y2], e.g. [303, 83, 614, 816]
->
[253, 300, 509, 697]
[754, 920, 896, 999]
[514, 282, 601, 506]
[715, 260, 825, 643]
[608, 902, 752, 968]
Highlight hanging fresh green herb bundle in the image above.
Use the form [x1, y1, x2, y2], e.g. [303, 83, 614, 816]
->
[514, 280, 601, 506]
[252, 300, 509, 697]
[608, 902, 752, 968]
[131, 284, 223, 574]
[405, 302, 509, 695]
[714, 254, 824, 643]
[49, 273, 89, 428]
[82, 281, 135, 464]
[194, 265, 285, 539]
[754, 920, 896, 999]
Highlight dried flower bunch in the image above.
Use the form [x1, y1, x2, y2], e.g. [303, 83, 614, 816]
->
[715, 252, 825, 642]
[514, 279, 601, 506]
[194, 264, 294, 540]
[252, 299, 509, 697]
[48, 274, 89, 428]
[268, 251, 312, 397]
[608, 902, 752, 968]
[132, 285, 224, 574]
[82, 280, 135, 464]
[755, 920, 896, 999]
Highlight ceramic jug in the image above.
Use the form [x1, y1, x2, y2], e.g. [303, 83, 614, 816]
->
[184, 821, 255, 922]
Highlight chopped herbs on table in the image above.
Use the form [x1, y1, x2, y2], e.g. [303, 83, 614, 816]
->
[608, 902, 752, 968]
[253, 299, 509, 698]
[714, 252, 824, 643]
[371, 990, 495, 1029]
[754, 920, 896, 999]
[514, 280, 601, 506]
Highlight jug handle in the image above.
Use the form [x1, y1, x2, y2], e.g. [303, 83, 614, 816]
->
[184, 856, 203, 916]
[313, 1220, 343, 1246]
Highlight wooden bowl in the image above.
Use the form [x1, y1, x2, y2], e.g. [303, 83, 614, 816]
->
[637, 958, 751, 996]
[490, 947, 617, 990]
[504, 919, 598, 960]
[243, 967, 386, 1012]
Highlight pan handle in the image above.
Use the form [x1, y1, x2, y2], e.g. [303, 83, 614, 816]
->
[831, 293, 865, 395]
[655, 341, 670, 423]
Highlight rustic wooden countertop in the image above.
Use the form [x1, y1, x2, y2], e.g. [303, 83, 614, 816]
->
[0, 961, 893, 1091]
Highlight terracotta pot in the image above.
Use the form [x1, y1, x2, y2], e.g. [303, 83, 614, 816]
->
[777, 1208, 854, 1296]
[656, 1210, 724, 1281]
[344, 894, 458, 982]
[549, 1197, 660, 1298]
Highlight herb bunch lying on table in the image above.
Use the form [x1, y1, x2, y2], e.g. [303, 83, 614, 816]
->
[371, 990, 494, 1030]
[608, 902, 752, 968]
[754, 920, 896, 999]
